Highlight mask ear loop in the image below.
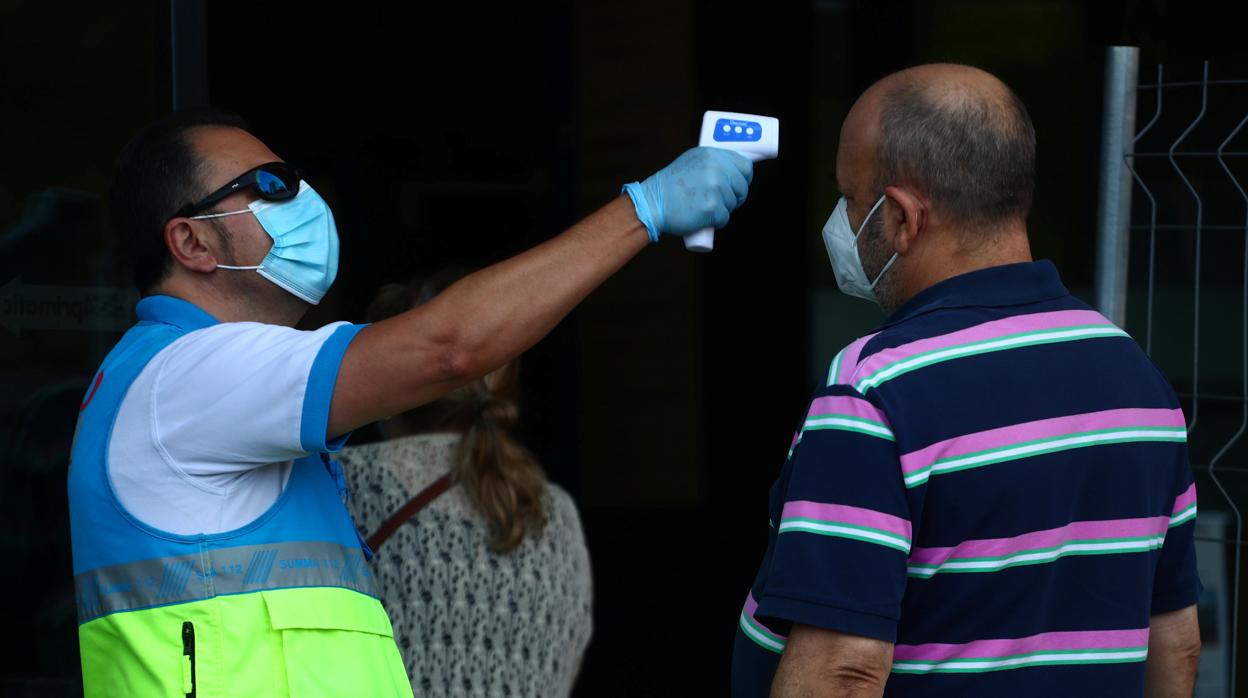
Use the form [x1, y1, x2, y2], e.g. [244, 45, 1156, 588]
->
[189, 208, 251, 220]
[856, 194, 896, 290]
[869, 253, 898, 290]
[853, 194, 889, 240]
[190, 209, 267, 270]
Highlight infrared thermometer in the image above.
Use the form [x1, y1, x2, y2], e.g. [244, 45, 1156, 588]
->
[684, 110, 780, 252]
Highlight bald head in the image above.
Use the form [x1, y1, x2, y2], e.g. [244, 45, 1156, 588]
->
[839, 64, 1036, 241]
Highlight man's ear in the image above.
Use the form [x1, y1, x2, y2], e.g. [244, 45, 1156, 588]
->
[163, 217, 221, 274]
[883, 185, 926, 254]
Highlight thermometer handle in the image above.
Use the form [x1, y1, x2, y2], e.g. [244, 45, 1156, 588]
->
[683, 111, 778, 253]
[684, 228, 715, 253]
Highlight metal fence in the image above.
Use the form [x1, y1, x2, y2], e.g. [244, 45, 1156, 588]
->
[1097, 45, 1248, 698]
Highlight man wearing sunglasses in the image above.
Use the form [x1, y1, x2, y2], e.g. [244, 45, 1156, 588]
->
[68, 108, 753, 698]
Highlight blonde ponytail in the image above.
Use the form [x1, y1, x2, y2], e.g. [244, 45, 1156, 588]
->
[366, 270, 547, 553]
[454, 363, 547, 553]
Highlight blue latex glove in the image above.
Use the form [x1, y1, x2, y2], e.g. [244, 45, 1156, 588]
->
[622, 147, 754, 242]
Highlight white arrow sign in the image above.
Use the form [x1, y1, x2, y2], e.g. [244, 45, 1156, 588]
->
[0, 277, 137, 337]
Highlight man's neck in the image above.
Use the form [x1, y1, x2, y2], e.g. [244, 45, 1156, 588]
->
[151, 276, 304, 326]
[901, 225, 1033, 303]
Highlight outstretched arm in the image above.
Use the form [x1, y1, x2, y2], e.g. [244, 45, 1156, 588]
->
[328, 148, 752, 439]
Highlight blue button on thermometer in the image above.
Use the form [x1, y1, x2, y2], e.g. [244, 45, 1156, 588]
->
[687, 110, 780, 252]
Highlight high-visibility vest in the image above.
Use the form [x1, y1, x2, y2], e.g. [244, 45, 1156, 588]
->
[68, 295, 412, 698]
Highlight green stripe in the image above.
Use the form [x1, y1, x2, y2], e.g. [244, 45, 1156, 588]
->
[931, 427, 1187, 468]
[899, 645, 1147, 666]
[856, 325, 1126, 392]
[806, 412, 891, 430]
[858, 324, 1125, 387]
[739, 613, 785, 654]
[827, 349, 845, 387]
[904, 431, 1187, 488]
[891, 654, 1147, 675]
[910, 534, 1163, 566]
[927, 433, 1187, 475]
[781, 517, 911, 544]
[1169, 505, 1197, 527]
[787, 432, 803, 459]
[803, 421, 896, 441]
[778, 520, 911, 552]
[907, 538, 1165, 578]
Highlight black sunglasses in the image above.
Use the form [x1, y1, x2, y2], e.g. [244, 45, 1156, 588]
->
[176, 162, 302, 218]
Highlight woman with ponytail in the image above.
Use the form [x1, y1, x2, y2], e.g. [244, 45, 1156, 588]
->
[341, 269, 592, 697]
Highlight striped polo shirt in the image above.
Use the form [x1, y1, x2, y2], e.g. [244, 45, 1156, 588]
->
[730, 261, 1200, 697]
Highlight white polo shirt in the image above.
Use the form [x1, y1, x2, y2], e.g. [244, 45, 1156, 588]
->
[108, 314, 363, 535]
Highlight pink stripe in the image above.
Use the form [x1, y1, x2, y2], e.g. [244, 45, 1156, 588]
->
[908, 516, 1169, 566]
[899, 407, 1187, 476]
[790, 429, 801, 449]
[806, 395, 890, 426]
[744, 592, 787, 641]
[782, 500, 912, 540]
[893, 628, 1149, 662]
[851, 310, 1113, 385]
[835, 333, 878, 385]
[1172, 483, 1197, 514]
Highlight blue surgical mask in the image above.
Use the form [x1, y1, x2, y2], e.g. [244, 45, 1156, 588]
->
[192, 181, 339, 304]
[821, 195, 896, 303]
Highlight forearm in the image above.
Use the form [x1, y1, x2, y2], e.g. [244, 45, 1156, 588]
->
[1143, 605, 1200, 698]
[428, 194, 648, 375]
[771, 624, 892, 698]
[328, 195, 648, 435]
[328, 145, 754, 438]
[771, 667, 886, 698]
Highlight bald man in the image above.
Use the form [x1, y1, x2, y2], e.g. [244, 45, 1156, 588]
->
[732, 65, 1201, 697]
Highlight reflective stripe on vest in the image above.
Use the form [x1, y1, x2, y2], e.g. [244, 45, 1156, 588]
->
[70, 298, 413, 697]
[75, 539, 376, 624]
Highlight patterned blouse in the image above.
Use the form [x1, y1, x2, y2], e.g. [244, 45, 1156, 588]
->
[339, 433, 593, 697]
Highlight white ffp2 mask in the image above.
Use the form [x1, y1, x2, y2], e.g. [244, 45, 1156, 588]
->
[821, 195, 896, 303]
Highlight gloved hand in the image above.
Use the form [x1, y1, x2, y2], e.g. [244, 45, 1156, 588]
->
[622, 147, 753, 242]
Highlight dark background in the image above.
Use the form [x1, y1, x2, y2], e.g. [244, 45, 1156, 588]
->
[4, 1, 1248, 695]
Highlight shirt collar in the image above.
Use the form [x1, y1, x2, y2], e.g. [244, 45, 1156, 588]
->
[879, 260, 1070, 328]
[135, 295, 220, 332]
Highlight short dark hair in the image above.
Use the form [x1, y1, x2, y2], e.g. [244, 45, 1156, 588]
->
[109, 108, 249, 293]
[875, 76, 1036, 239]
